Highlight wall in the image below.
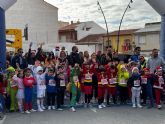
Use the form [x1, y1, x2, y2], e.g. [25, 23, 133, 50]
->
[76, 21, 106, 40]
[134, 32, 160, 55]
[5, 0, 58, 52]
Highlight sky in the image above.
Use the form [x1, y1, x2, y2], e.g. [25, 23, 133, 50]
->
[45, 0, 161, 31]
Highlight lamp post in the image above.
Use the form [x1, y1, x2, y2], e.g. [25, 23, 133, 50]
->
[97, 1, 109, 51]
[116, 0, 133, 53]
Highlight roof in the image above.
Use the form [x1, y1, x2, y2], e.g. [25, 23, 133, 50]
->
[59, 23, 79, 32]
[135, 25, 161, 34]
[44, 0, 58, 9]
[77, 34, 104, 45]
[103, 29, 139, 37]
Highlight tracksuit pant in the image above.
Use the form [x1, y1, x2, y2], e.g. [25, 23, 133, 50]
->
[154, 89, 162, 106]
[131, 87, 141, 105]
[24, 87, 33, 111]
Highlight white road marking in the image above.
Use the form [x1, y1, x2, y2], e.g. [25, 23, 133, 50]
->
[90, 107, 97, 113]
[0, 115, 6, 124]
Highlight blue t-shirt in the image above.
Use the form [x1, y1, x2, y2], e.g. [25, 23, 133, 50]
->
[45, 74, 57, 93]
[130, 55, 139, 63]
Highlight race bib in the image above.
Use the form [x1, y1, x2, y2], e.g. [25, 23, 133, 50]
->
[28, 80, 33, 84]
[60, 80, 65, 86]
[141, 78, 147, 84]
[48, 79, 56, 86]
[134, 80, 140, 87]
[85, 74, 92, 80]
[159, 77, 164, 85]
[119, 79, 126, 85]
[109, 78, 117, 84]
[101, 79, 108, 85]
[39, 85, 46, 90]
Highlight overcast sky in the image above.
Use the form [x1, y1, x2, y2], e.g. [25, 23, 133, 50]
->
[45, 0, 160, 31]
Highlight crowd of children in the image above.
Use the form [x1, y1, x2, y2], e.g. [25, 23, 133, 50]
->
[0, 49, 165, 117]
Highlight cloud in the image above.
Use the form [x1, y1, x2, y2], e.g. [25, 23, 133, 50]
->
[45, 0, 161, 31]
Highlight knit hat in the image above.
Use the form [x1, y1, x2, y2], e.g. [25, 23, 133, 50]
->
[6, 67, 15, 72]
[156, 66, 162, 72]
[132, 67, 139, 73]
[143, 68, 150, 71]
[36, 66, 43, 72]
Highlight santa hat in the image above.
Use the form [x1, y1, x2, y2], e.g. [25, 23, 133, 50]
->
[156, 66, 162, 72]
[132, 67, 139, 73]
[143, 68, 150, 71]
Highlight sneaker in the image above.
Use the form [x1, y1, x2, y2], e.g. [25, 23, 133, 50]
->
[25, 110, 31, 114]
[98, 105, 103, 109]
[88, 103, 93, 108]
[57, 108, 63, 111]
[70, 107, 76, 112]
[137, 104, 142, 108]
[41, 105, 46, 110]
[20, 111, 24, 114]
[84, 103, 88, 108]
[48, 106, 51, 110]
[101, 103, 106, 108]
[30, 109, 37, 112]
[38, 108, 44, 112]
[157, 105, 162, 109]
[132, 104, 136, 108]
[52, 106, 56, 110]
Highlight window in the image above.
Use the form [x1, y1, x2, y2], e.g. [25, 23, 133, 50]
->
[138, 35, 146, 44]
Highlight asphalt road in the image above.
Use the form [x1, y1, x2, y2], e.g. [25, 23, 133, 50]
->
[2, 105, 165, 124]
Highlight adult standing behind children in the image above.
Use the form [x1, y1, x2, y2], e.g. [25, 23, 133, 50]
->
[147, 49, 165, 74]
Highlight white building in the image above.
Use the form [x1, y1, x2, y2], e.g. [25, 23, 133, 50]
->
[5, 0, 58, 52]
[59, 21, 106, 52]
[134, 22, 161, 56]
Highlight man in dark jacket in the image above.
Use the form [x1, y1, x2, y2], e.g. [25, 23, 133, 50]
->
[68, 46, 81, 67]
[11, 48, 28, 69]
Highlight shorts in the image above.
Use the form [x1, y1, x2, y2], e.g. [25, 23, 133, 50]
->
[16, 89, 24, 99]
[37, 89, 46, 98]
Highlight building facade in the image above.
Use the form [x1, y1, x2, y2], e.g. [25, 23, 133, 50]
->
[103, 29, 138, 54]
[134, 22, 160, 56]
[6, 0, 58, 52]
[59, 21, 106, 43]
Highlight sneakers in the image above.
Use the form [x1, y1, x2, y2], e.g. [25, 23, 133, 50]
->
[157, 105, 162, 109]
[38, 107, 44, 112]
[57, 108, 63, 111]
[137, 104, 142, 108]
[48, 106, 51, 110]
[101, 103, 106, 108]
[70, 107, 76, 112]
[132, 104, 136, 108]
[84, 103, 88, 108]
[52, 106, 56, 110]
[25, 110, 31, 114]
[20, 111, 24, 114]
[88, 103, 93, 108]
[98, 105, 103, 109]
[30, 109, 37, 112]
[41, 105, 46, 110]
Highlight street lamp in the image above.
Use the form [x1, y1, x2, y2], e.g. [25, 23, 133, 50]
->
[97, 1, 109, 51]
[116, 0, 133, 53]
